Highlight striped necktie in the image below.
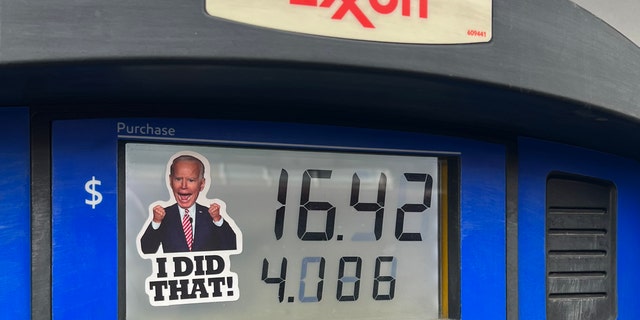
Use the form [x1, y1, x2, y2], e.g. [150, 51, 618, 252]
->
[182, 209, 193, 251]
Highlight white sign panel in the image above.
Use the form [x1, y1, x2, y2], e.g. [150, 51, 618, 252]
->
[206, 0, 491, 44]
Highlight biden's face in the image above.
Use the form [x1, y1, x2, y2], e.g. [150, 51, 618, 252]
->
[170, 160, 205, 209]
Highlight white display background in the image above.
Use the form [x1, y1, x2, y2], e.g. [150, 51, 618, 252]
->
[125, 142, 440, 319]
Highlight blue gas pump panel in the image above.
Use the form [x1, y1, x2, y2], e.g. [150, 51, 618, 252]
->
[52, 118, 506, 320]
[0, 108, 30, 319]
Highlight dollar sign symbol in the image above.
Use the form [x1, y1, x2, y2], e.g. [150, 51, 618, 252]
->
[85, 176, 103, 209]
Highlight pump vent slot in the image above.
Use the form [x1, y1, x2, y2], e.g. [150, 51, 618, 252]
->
[546, 174, 616, 320]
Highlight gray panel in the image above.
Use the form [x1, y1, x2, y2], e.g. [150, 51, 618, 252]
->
[571, 0, 640, 46]
[547, 234, 610, 252]
[547, 209, 609, 230]
[0, 0, 639, 123]
[548, 297, 612, 320]
[549, 272, 608, 297]
[548, 255, 610, 273]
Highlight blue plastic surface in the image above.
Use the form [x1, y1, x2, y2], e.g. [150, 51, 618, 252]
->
[519, 137, 640, 319]
[0, 108, 30, 319]
[52, 119, 506, 319]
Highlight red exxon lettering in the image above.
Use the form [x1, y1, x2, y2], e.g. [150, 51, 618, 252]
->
[369, 0, 428, 18]
[290, 0, 428, 28]
[369, 0, 396, 14]
[407, 0, 428, 18]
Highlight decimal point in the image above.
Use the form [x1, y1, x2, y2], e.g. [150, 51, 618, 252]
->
[288, 296, 294, 303]
[337, 235, 343, 241]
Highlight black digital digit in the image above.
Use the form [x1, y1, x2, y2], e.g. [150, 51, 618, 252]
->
[373, 256, 397, 301]
[350, 173, 386, 241]
[299, 257, 326, 302]
[275, 169, 288, 240]
[261, 258, 287, 303]
[298, 169, 335, 241]
[337, 256, 362, 301]
[395, 173, 433, 241]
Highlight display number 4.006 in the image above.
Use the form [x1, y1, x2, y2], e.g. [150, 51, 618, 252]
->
[274, 169, 433, 241]
[262, 256, 397, 303]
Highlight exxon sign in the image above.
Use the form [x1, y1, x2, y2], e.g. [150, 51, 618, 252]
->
[206, 0, 492, 44]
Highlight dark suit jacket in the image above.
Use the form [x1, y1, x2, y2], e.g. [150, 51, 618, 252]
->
[140, 203, 237, 254]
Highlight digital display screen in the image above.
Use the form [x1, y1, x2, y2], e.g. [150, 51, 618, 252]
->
[53, 118, 513, 320]
[124, 142, 445, 319]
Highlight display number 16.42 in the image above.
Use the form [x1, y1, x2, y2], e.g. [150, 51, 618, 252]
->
[274, 169, 433, 241]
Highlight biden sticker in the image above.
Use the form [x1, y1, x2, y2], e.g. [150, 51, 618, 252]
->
[135, 151, 243, 306]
